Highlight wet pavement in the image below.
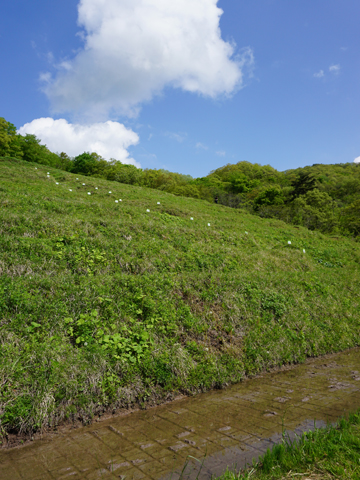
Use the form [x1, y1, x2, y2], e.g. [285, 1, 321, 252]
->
[1, 348, 360, 480]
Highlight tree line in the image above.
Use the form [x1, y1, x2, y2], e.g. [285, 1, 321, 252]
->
[1, 116, 359, 238]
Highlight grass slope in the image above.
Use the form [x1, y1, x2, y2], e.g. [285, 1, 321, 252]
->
[1, 157, 360, 435]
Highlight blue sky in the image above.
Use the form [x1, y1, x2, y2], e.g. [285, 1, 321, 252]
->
[1, 0, 359, 177]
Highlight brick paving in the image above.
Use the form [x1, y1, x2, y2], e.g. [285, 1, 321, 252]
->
[1, 348, 359, 480]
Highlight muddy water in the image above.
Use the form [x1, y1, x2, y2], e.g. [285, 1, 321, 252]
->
[1, 348, 360, 480]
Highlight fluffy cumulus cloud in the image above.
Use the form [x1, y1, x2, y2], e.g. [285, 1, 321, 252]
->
[18, 118, 140, 166]
[43, 0, 252, 118]
[354, 156, 360, 164]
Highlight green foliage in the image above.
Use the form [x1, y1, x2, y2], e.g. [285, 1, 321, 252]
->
[18, 134, 60, 168]
[64, 310, 153, 363]
[0, 117, 23, 158]
[54, 236, 107, 275]
[290, 170, 316, 198]
[341, 199, 360, 237]
[71, 152, 99, 175]
[254, 187, 284, 210]
[160, 212, 185, 224]
[111, 162, 143, 184]
[228, 173, 260, 194]
[1, 396, 33, 429]
[291, 189, 339, 232]
[260, 291, 287, 319]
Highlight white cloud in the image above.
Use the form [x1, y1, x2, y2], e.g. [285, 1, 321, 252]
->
[196, 142, 208, 150]
[314, 65, 341, 79]
[18, 118, 140, 166]
[329, 64, 340, 74]
[39, 72, 52, 83]
[43, 0, 253, 118]
[354, 156, 360, 164]
[46, 52, 55, 64]
[216, 150, 226, 157]
[164, 131, 187, 143]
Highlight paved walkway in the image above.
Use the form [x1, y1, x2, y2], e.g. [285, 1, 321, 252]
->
[1, 348, 359, 480]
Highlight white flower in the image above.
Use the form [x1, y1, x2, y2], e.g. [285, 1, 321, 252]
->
[88, 192, 91, 195]
[190, 217, 194, 220]
[205, 348, 209, 351]
[84, 342, 88, 346]
[288, 241, 291, 245]
[109, 191, 112, 194]
[245, 231, 248, 235]
[115, 200, 118, 203]
[208, 223, 211, 227]
[95, 187, 98, 190]
[119, 199, 122, 202]
[76, 178, 79, 180]
[82, 183, 85, 186]
[303, 249, 306, 253]
[35, 167, 37, 170]
[146, 209, 150, 212]
[56, 182, 59, 185]
[47, 172, 50, 175]
[157, 202, 160, 205]
[69, 189, 72, 192]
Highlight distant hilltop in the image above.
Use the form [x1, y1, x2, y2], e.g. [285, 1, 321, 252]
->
[1, 115, 359, 238]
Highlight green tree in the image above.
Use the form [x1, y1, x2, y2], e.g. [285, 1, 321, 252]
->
[340, 199, 360, 237]
[229, 173, 260, 194]
[0, 117, 23, 158]
[18, 134, 56, 165]
[291, 171, 317, 199]
[253, 187, 285, 210]
[57, 152, 73, 171]
[111, 162, 143, 185]
[291, 189, 339, 233]
[71, 152, 99, 175]
[171, 184, 201, 198]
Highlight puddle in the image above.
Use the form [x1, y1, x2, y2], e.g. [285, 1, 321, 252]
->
[1, 348, 359, 480]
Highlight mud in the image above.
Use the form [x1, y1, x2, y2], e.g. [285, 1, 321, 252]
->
[0, 348, 359, 480]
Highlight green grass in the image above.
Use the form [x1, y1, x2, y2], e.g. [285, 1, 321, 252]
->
[1, 156, 360, 436]
[215, 410, 360, 479]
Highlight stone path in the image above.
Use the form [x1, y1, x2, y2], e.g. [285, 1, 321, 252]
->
[1, 348, 359, 480]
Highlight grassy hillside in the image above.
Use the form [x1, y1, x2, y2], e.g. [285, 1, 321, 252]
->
[1, 157, 360, 436]
[2, 116, 360, 238]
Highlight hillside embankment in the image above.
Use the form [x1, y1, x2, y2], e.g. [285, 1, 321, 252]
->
[0, 157, 359, 438]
